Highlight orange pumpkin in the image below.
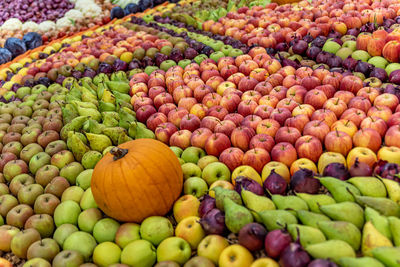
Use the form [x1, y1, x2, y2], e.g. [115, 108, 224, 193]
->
[91, 139, 183, 222]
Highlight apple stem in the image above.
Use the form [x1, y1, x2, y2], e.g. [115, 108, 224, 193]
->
[110, 147, 129, 160]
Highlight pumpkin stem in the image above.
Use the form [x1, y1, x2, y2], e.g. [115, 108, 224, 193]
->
[110, 147, 128, 160]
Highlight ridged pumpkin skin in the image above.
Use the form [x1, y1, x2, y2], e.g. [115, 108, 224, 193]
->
[91, 139, 183, 222]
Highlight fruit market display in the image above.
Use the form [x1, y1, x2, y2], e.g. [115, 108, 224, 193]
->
[0, 0, 400, 266]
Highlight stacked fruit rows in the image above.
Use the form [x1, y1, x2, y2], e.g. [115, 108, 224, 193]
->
[0, 0, 399, 266]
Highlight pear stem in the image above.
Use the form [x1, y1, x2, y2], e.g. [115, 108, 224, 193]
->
[110, 147, 128, 160]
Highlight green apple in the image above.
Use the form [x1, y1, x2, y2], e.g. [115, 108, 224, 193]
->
[29, 152, 51, 175]
[121, 240, 156, 267]
[169, 146, 183, 158]
[52, 250, 84, 267]
[115, 223, 141, 249]
[23, 258, 51, 267]
[157, 237, 191, 265]
[385, 63, 400, 75]
[183, 177, 208, 198]
[140, 216, 174, 246]
[211, 41, 224, 51]
[81, 151, 102, 169]
[353, 72, 366, 80]
[178, 59, 192, 69]
[75, 169, 93, 190]
[61, 186, 84, 203]
[351, 50, 371, 62]
[341, 35, 356, 42]
[26, 238, 60, 262]
[201, 162, 231, 185]
[229, 49, 243, 57]
[93, 242, 121, 267]
[181, 147, 206, 164]
[160, 60, 177, 72]
[59, 162, 84, 185]
[197, 235, 229, 265]
[181, 163, 202, 180]
[322, 41, 341, 54]
[53, 224, 79, 247]
[16, 87, 31, 100]
[160, 46, 173, 56]
[93, 218, 120, 243]
[197, 155, 219, 170]
[221, 45, 232, 56]
[336, 47, 354, 60]
[210, 51, 225, 63]
[54, 200, 81, 227]
[10, 228, 41, 258]
[368, 56, 389, 69]
[145, 66, 159, 76]
[342, 40, 357, 51]
[78, 208, 102, 233]
[184, 256, 215, 267]
[63, 231, 97, 261]
[80, 188, 98, 210]
[194, 54, 208, 64]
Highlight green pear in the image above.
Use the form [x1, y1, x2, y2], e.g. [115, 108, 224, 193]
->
[305, 240, 356, 263]
[223, 198, 253, 234]
[213, 187, 242, 211]
[319, 177, 360, 202]
[71, 100, 97, 110]
[388, 216, 400, 246]
[258, 210, 298, 231]
[134, 123, 155, 140]
[317, 221, 361, 250]
[103, 127, 127, 145]
[296, 193, 336, 213]
[320, 202, 364, 229]
[106, 81, 130, 94]
[62, 104, 79, 124]
[86, 133, 112, 153]
[371, 247, 400, 267]
[271, 195, 308, 215]
[347, 177, 387, 197]
[365, 207, 392, 240]
[60, 116, 90, 140]
[82, 120, 106, 134]
[296, 210, 331, 228]
[338, 257, 384, 267]
[361, 221, 393, 256]
[241, 190, 275, 222]
[118, 132, 133, 145]
[76, 107, 101, 122]
[355, 196, 400, 217]
[287, 224, 326, 247]
[102, 111, 120, 127]
[378, 178, 400, 204]
[68, 132, 90, 162]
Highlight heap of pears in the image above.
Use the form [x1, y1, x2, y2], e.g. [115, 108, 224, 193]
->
[61, 71, 155, 169]
[202, 174, 400, 265]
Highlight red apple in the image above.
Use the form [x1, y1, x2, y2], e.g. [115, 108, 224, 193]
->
[271, 142, 298, 167]
[230, 126, 256, 151]
[155, 122, 179, 144]
[237, 100, 258, 117]
[303, 120, 331, 143]
[324, 130, 353, 156]
[323, 97, 347, 118]
[353, 128, 382, 152]
[304, 89, 328, 110]
[374, 93, 399, 112]
[206, 106, 229, 121]
[348, 96, 372, 113]
[241, 115, 262, 131]
[270, 108, 292, 126]
[223, 113, 244, 126]
[295, 135, 323, 162]
[200, 116, 221, 132]
[168, 107, 189, 128]
[204, 133, 231, 157]
[180, 114, 201, 132]
[249, 134, 275, 152]
[158, 103, 177, 116]
[284, 114, 310, 132]
[169, 130, 192, 149]
[219, 147, 244, 171]
[385, 125, 400, 148]
[274, 127, 302, 145]
[242, 148, 271, 173]
[146, 112, 168, 131]
[367, 105, 393, 122]
[340, 75, 364, 94]
[220, 94, 241, 113]
[190, 128, 213, 149]
[214, 120, 236, 136]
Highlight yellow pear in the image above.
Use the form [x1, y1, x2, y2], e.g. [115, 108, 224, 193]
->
[232, 165, 262, 186]
[362, 221, 393, 256]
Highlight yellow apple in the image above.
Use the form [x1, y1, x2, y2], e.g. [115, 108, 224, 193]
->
[209, 180, 234, 198]
[172, 195, 200, 223]
[346, 147, 377, 168]
[261, 161, 290, 183]
[378, 146, 400, 165]
[250, 258, 279, 267]
[219, 244, 254, 267]
[232, 165, 263, 186]
[175, 216, 205, 249]
[197, 235, 229, 264]
[290, 158, 318, 175]
[317, 152, 347, 174]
